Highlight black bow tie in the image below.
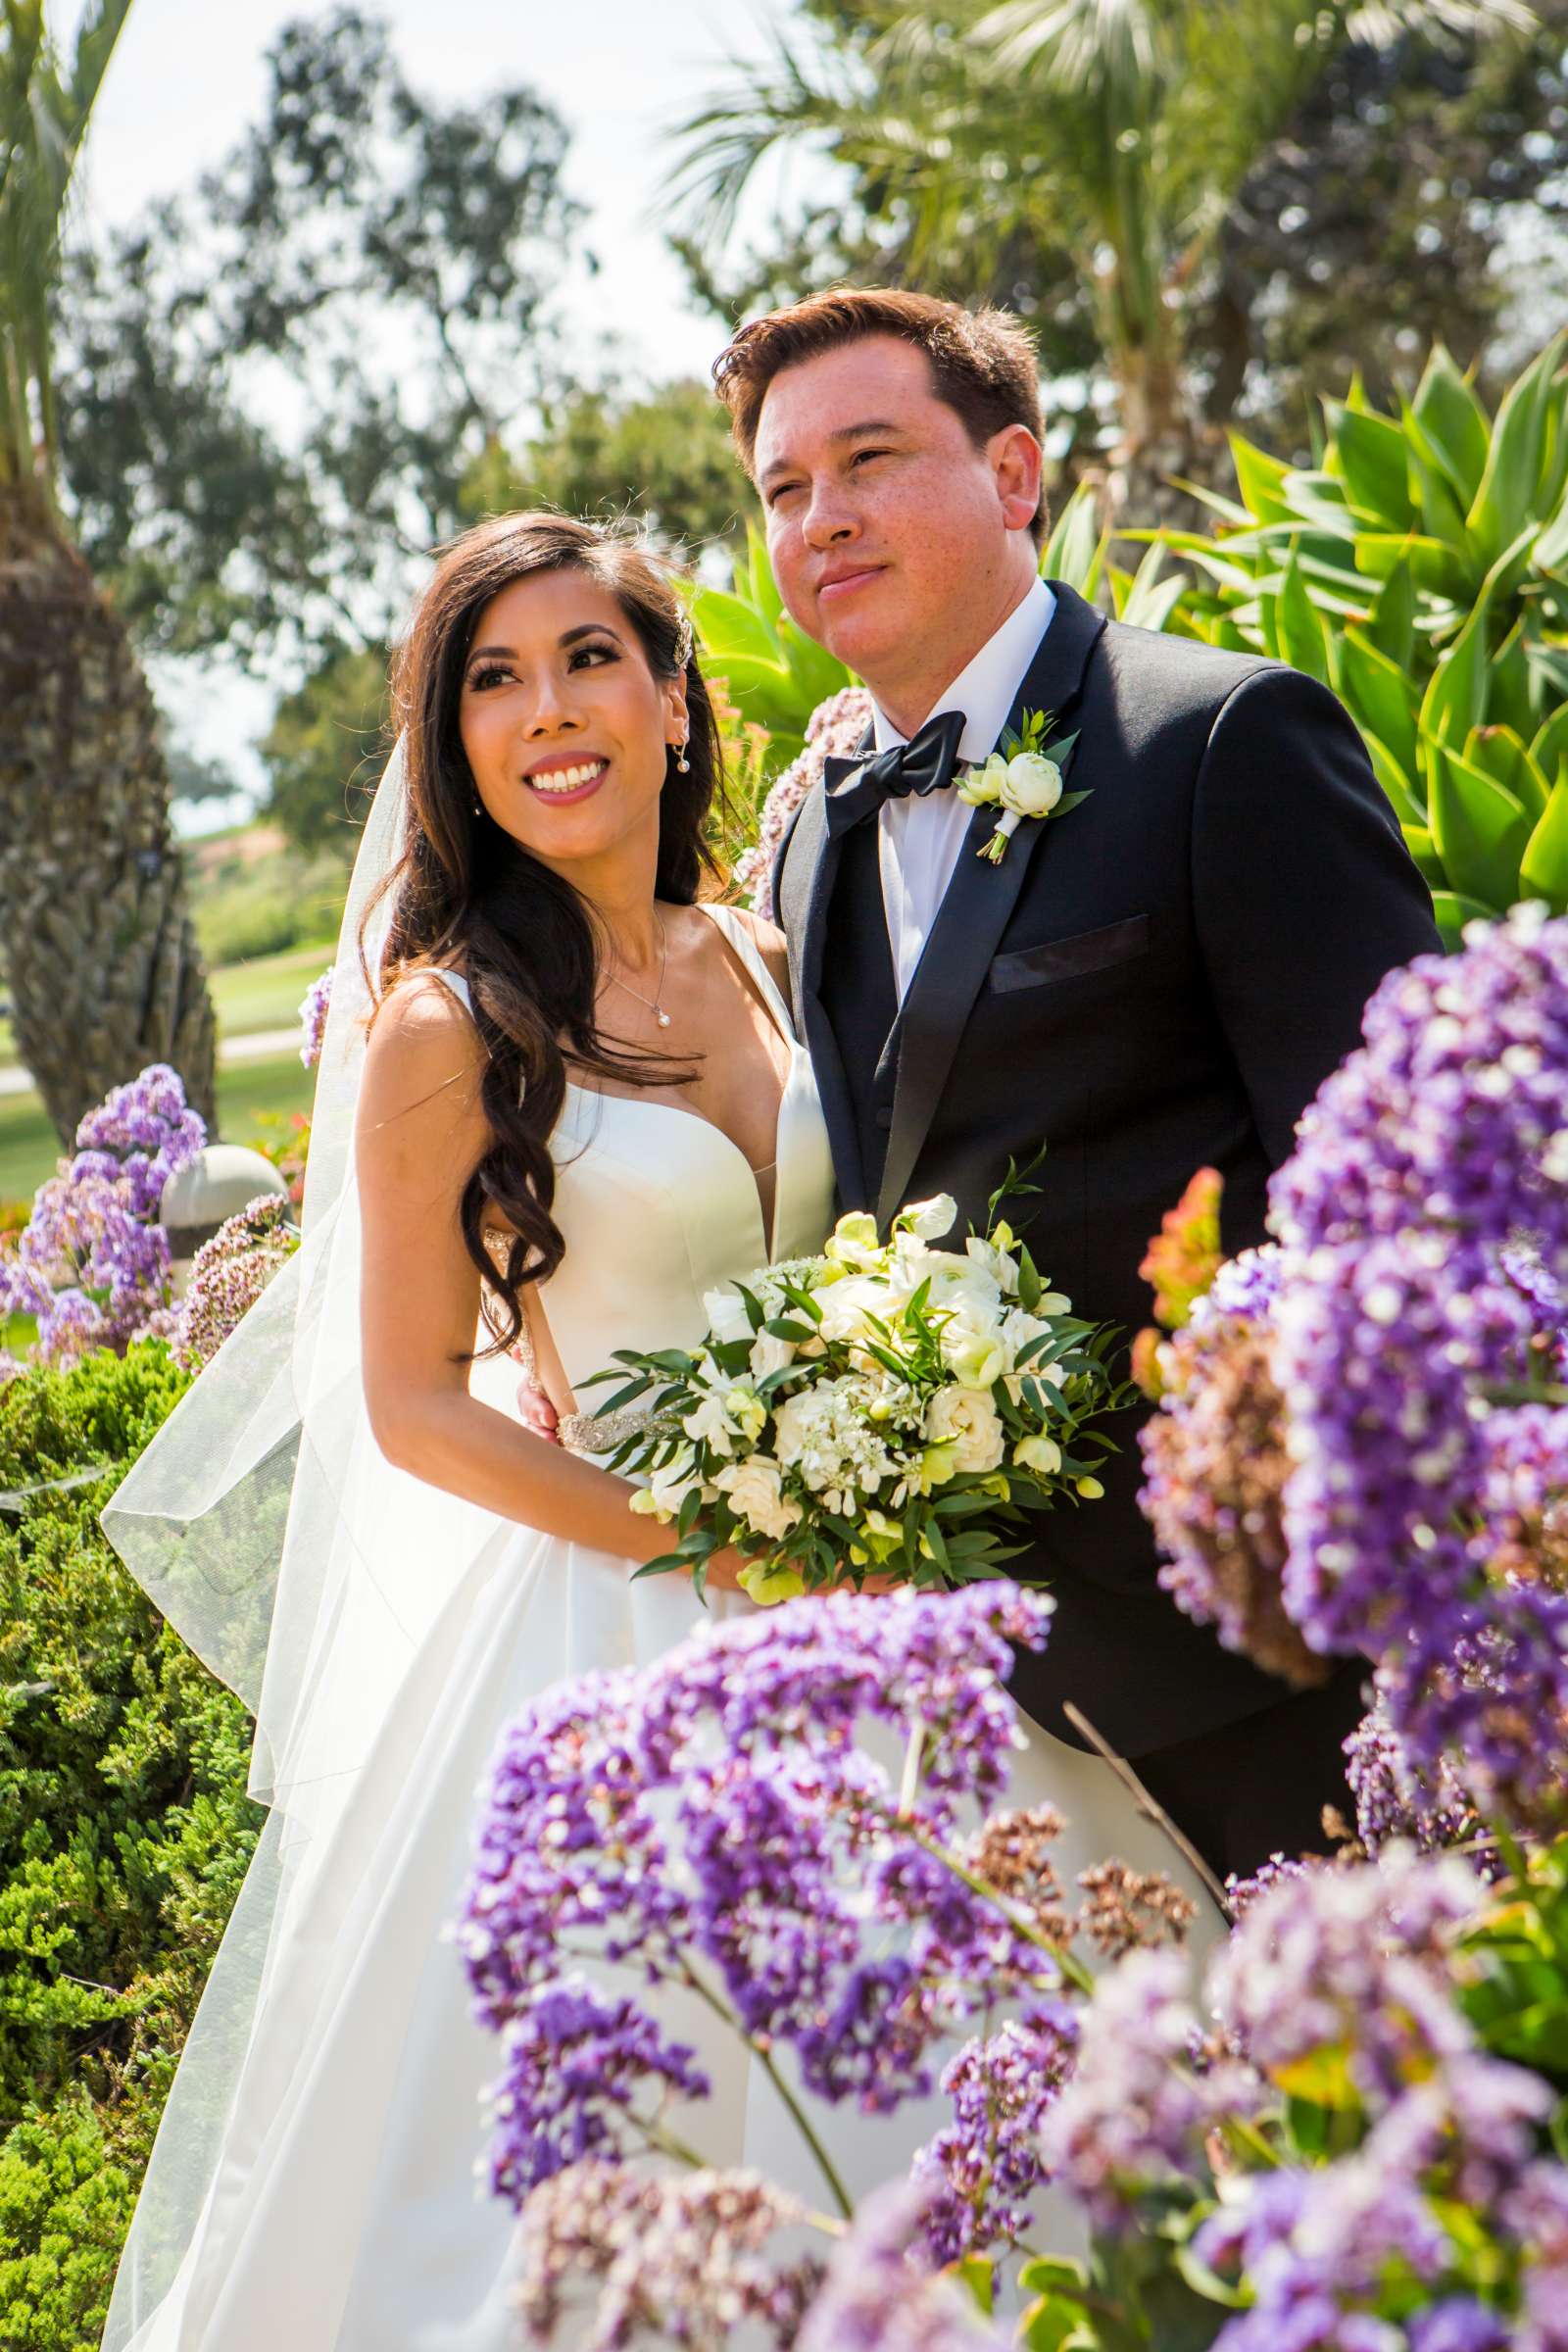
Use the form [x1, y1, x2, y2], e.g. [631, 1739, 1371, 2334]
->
[823, 708, 967, 838]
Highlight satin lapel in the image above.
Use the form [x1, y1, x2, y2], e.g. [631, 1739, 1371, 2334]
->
[781, 771, 870, 1212]
[874, 583, 1108, 1230]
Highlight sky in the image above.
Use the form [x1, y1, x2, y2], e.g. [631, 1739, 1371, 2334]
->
[69, 0, 806, 822]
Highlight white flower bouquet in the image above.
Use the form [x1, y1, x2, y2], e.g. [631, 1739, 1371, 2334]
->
[582, 1190, 1126, 1604]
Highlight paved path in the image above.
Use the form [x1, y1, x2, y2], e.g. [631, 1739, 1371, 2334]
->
[0, 1025, 304, 1101]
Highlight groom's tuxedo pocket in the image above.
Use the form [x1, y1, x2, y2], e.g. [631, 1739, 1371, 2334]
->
[986, 913, 1151, 994]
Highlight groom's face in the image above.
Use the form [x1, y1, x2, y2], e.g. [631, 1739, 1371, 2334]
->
[752, 334, 1038, 690]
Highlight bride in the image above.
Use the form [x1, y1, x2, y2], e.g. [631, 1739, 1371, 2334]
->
[100, 511, 1219, 2352]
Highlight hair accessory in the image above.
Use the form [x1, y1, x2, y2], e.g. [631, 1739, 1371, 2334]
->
[673, 611, 694, 670]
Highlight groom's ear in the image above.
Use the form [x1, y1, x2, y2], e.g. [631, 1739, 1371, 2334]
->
[988, 421, 1046, 539]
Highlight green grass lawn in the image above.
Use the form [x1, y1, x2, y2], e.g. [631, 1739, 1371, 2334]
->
[0, 937, 338, 1066]
[0, 1050, 318, 1208]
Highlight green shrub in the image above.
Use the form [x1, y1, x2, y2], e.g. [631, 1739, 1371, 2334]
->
[0, 1345, 260, 2349]
[1147, 329, 1568, 942]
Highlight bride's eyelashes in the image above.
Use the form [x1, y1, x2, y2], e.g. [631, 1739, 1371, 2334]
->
[465, 642, 621, 693]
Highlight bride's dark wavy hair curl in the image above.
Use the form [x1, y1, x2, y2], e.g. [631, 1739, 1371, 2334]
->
[362, 510, 725, 1360]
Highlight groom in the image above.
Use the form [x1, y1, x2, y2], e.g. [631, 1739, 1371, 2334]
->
[712, 288, 1442, 1883]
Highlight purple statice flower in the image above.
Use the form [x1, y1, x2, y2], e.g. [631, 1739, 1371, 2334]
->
[460, 1670, 692, 2023]
[73, 1060, 207, 1218]
[1262, 907, 1568, 1819]
[0, 1064, 206, 1368]
[1225, 1851, 1315, 1916]
[797, 2179, 1007, 2351]
[1204, 1847, 1483, 2108]
[1200, 1244, 1285, 1327]
[1503, 2161, 1568, 2352]
[460, 1588, 1058, 2201]
[1038, 1946, 1259, 2230]
[912, 1999, 1079, 2262]
[1407, 2305, 1512, 2352]
[1139, 1247, 1320, 1688]
[481, 1973, 711, 2204]
[298, 967, 333, 1071]
[736, 686, 874, 919]
[514, 2160, 821, 2351]
[1200, 2139, 1446, 2352]
[1344, 1683, 1480, 1859]
[172, 1195, 298, 1370]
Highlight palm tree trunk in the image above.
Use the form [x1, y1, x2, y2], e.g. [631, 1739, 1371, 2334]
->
[1103, 330, 1224, 528]
[0, 488, 218, 1145]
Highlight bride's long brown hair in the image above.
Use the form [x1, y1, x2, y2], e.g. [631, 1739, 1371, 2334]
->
[363, 511, 725, 1359]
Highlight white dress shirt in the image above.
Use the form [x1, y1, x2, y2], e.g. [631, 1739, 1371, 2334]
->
[873, 572, 1056, 1003]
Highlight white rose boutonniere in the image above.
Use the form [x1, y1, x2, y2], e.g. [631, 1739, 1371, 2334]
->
[957, 706, 1089, 864]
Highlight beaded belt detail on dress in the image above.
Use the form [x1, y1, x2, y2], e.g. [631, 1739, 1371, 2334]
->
[505, 1301, 654, 1459]
[556, 1404, 655, 1459]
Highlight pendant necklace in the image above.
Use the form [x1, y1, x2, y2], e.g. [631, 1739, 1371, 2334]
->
[606, 911, 672, 1029]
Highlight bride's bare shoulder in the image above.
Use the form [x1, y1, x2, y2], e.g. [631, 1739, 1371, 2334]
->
[720, 904, 790, 998]
[360, 964, 486, 1131]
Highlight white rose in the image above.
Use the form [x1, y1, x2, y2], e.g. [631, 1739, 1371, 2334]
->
[702, 1286, 754, 1348]
[772, 1389, 826, 1468]
[924, 1384, 1006, 1474]
[998, 751, 1063, 818]
[749, 1328, 797, 1381]
[815, 1275, 889, 1347]
[713, 1455, 802, 1542]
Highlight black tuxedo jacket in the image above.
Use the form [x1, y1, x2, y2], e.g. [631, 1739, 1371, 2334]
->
[774, 580, 1442, 1759]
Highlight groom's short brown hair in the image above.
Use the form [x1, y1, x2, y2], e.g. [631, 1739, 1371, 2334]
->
[713, 288, 1048, 545]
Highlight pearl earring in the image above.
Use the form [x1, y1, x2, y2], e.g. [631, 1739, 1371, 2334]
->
[675, 742, 691, 774]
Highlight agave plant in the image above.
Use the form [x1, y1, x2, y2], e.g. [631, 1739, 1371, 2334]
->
[1143, 330, 1568, 941]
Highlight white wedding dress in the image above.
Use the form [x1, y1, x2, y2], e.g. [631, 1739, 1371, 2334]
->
[105, 906, 1221, 2352]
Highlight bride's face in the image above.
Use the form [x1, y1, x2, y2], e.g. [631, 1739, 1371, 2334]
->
[458, 568, 687, 873]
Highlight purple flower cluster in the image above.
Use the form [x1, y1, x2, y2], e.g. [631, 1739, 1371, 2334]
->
[1344, 1683, 1480, 1859]
[298, 968, 332, 1071]
[735, 686, 874, 918]
[172, 1195, 298, 1371]
[797, 2180, 1007, 2352]
[0, 1064, 206, 1366]
[459, 1587, 1056, 2197]
[1037, 1946, 1261, 2230]
[484, 1974, 710, 2205]
[1263, 906, 1568, 1822]
[912, 1999, 1078, 2261]
[1206, 1845, 1483, 2105]
[514, 2160, 822, 2351]
[1197, 2056, 1561, 2352]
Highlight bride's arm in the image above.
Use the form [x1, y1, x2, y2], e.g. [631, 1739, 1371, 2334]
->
[354, 972, 721, 1572]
